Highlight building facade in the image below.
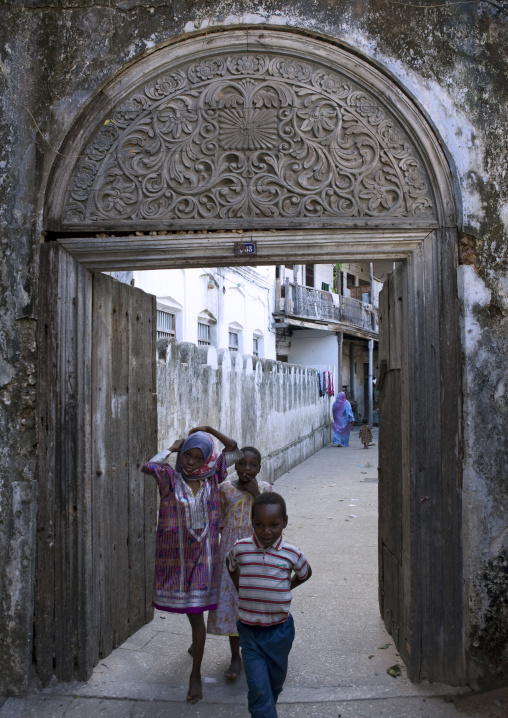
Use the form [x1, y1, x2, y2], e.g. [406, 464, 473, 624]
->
[111, 265, 277, 359]
[272, 261, 384, 421]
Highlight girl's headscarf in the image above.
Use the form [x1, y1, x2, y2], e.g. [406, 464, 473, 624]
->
[175, 431, 218, 479]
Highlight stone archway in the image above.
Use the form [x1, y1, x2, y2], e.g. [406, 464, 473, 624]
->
[42, 28, 462, 685]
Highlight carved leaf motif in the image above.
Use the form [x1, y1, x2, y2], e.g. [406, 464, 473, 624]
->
[63, 51, 435, 227]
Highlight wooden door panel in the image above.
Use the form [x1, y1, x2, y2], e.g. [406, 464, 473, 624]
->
[35, 244, 157, 684]
[378, 263, 408, 667]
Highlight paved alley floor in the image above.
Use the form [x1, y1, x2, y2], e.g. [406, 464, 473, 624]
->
[2, 428, 506, 718]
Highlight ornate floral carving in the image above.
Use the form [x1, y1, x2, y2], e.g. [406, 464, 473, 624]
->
[62, 50, 435, 227]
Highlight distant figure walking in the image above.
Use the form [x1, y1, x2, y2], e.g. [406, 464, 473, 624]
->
[332, 391, 355, 447]
[359, 418, 373, 449]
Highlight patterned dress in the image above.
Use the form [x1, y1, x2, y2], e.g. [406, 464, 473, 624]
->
[207, 480, 272, 635]
[359, 423, 373, 446]
[142, 450, 241, 614]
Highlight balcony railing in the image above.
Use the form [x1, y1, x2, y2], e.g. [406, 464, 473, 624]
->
[278, 282, 377, 334]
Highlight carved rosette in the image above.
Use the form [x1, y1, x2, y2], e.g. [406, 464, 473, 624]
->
[63, 53, 435, 227]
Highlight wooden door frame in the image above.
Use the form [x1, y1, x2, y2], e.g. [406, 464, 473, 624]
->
[49, 223, 463, 684]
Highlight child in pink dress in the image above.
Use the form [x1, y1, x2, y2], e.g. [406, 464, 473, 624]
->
[142, 426, 241, 704]
[207, 447, 272, 680]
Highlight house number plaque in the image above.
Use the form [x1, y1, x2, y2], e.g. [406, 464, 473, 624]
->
[234, 242, 257, 256]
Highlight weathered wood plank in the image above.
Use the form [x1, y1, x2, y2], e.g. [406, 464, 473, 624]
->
[146, 298, 158, 621]
[437, 227, 464, 683]
[128, 290, 157, 632]
[92, 275, 114, 659]
[416, 231, 445, 682]
[111, 278, 131, 648]
[35, 244, 59, 685]
[378, 267, 405, 668]
[35, 244, 93, 684]
[73, 257, 94, 680]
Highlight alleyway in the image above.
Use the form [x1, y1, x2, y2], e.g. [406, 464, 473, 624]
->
[1, 430, 502, 717]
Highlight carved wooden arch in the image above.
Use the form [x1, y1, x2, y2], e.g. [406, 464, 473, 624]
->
[45, 29, 456, 234]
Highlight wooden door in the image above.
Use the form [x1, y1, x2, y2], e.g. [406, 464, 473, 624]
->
[35, 243, 157, 684]
[378, 262, 409, 667]
[378, 230, 463, 684]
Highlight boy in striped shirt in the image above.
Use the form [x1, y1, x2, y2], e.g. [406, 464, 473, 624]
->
[227, 492, 312, 718]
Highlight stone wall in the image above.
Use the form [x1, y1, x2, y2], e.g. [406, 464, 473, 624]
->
[156, 340, 332, 485]
[1, 0, 508, 693]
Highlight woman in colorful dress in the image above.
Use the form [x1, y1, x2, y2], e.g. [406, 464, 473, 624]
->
[207, 447, 272, 680]
[142, 426, 241, 704]
[332, 391, 355, 446]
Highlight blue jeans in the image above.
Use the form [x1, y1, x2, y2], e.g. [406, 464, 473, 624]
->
[237, 615, 295, 718]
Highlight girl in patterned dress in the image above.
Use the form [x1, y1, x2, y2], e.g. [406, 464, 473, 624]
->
[207, 447, 272, 680]
[142, 426, 241, 704]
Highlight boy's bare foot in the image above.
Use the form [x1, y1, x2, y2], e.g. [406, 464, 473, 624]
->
[224, 655, 242, 680]
[186, 672, 202, 703]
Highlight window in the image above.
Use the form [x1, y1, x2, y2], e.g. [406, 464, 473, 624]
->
[253, 331, 263, 358]
[197, 322, 211, 346]
[228, 332, 239, 351]
[321, 282, 330, 292]
[305, 264, 315, 288]
[157, 308, 176, 340]
[197, 310, 217, 347]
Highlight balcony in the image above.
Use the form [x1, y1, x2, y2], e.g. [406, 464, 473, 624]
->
[274, 281, 378, 337]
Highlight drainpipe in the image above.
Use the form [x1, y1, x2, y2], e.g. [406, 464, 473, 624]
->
[368, 339, 374, 428]
[349, 341, 355, 400]
[337, 332, 343, 391]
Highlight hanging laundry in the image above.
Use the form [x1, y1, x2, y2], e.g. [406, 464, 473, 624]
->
[323, 370, 335, 397]
[317, 371, 325, 396]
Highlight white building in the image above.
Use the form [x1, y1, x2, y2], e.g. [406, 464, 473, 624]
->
[110, 265, 277, 360]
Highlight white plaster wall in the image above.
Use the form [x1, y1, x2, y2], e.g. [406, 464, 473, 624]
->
[288, 329, 338, 391]
[314, 264, 334, 289]
[457, 264, 500, 682]
[157, 340, 332, 484]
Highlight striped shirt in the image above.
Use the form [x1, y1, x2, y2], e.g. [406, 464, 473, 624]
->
[227, 534, 310, 627]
